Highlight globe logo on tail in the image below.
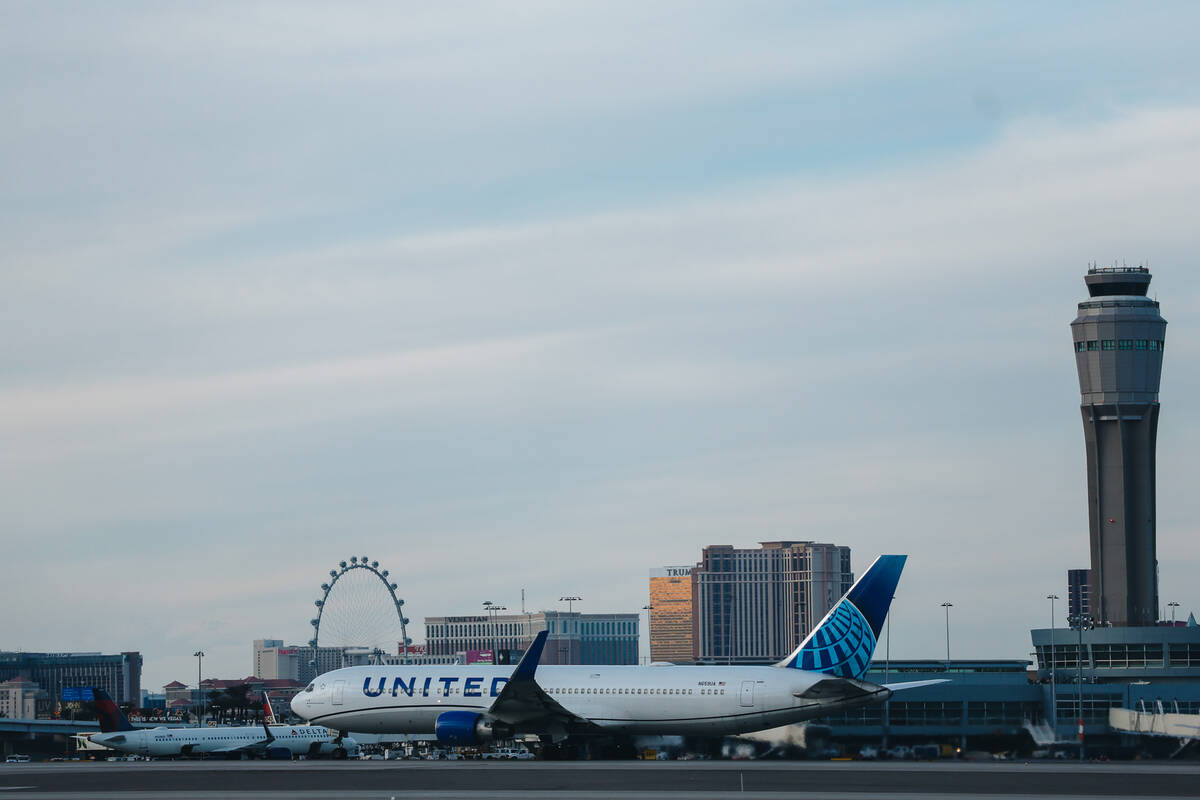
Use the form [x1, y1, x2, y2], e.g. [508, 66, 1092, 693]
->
[795, 599, 877, 679]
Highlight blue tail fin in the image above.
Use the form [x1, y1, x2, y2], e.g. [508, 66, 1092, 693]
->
[91, 688, 135, 733]
[776, 554, 906, 679]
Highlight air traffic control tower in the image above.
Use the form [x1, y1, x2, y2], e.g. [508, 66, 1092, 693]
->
[1071, 266, 1166, 627]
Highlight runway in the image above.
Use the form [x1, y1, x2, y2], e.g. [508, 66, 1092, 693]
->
[3, 760, 1200, 799]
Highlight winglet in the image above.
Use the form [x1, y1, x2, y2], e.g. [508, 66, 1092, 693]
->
[260, 696, 276, 743]
[510, 630, 548, 682]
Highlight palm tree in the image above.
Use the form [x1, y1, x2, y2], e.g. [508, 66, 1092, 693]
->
[228, 683, 252, 723]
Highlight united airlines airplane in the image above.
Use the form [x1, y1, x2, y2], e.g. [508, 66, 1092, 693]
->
[85, 689, 358, 758]
[293, 555, 937, 745]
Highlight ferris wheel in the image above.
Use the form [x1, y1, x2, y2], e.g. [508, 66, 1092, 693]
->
[310, 556, 412, 666]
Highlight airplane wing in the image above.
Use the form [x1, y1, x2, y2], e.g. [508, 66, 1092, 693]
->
[792, 676, 949, 710]
[210, 714, 277, 755]
[884, 679, 949, 692]
[793, 676, 892, 706]
[485, 630, 601, 741]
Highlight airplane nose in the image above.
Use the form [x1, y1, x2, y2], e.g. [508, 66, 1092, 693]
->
[290, 693, 305, 718]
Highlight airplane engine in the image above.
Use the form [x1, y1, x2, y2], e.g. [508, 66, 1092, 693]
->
[434, 711, 512, 746]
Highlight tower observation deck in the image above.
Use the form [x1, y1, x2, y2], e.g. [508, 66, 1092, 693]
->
[1071, 266, 1166, 627]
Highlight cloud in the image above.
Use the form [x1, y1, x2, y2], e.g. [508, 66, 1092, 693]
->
[3, 3, 1200, 685]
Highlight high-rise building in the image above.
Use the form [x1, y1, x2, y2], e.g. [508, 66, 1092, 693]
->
[424, 611, 638, 665]
[0, 677, 45, 718]
[648, 566, 696, 662]
[0, 651, 141, 708]
[693, 542, 852, 664]
[253, 639, 302, 681]
[1067, 568, 1091, 628]
[252, 640, 360, 683]
[1071, 266, 1166, 626]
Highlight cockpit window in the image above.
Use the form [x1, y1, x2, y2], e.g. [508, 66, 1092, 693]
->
[305, 683, 315, 693]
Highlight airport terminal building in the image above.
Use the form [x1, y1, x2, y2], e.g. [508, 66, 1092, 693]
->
[814, 620, 1200, 756]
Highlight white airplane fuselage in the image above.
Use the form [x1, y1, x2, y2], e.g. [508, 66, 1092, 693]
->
[88, 724, 356, 758]
[293, 664, 861, 737]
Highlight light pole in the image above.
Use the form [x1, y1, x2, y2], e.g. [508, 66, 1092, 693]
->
[558, 596, 582, 664]
[882, 596, 894, 750]
[940, 603, 953, 662]
[482, 601, 494, 661]
[1047, 594, 1059, 735]
[483, 601, 506, 663]
[486, 603, 506, 663]
[1169, 601, 1180, 625]
[192, 650, 204, 728]
[482, 601, 493, 662]
[1076, 613, 1092, 761]
[642, 605, 653, 665]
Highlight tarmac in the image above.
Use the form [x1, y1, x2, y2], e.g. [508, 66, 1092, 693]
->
[3, 759, 1200, 799]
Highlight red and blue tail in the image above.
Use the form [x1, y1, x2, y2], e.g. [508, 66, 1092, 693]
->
[92, 688, 135, 733]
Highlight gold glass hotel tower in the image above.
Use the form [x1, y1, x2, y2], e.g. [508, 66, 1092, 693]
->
[1071, 266, 1166, 627]
[648, 567, 696, 662]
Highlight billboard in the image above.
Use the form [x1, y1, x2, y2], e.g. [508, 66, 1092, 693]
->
[61, 687, 95, 702]
[465, 649, 494, 665]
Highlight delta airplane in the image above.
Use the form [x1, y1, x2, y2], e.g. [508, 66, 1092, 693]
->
[84, 689, 359, 758]
[292, 555, 939, 745]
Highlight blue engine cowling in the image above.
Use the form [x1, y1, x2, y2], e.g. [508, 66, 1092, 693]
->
[435, 711, 485, 746]
[434, 711, 512, 746]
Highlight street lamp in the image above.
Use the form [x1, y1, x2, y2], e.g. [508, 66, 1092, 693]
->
[642, 605, 653, 665]
[1047, 594, 1059, 735]
[1075, 613, 1093, 761]
[940, 603, 953, 662]
[482, 601, 494, 661]
[192, 650, 204, 728]
[483, 601, 506, 664]
[1168, 601, 1180, 625]
[559, 596, 581, 613]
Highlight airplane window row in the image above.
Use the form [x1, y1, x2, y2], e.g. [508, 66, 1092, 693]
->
[547, 687, 725, 696]
[1075, 340, 1164, 352]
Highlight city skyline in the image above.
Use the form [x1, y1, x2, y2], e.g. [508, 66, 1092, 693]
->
[2, 3, 1200, 690]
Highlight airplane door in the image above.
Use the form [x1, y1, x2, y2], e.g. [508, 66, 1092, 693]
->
[739, 681, 755, 708]
[332, 680, 345, 706]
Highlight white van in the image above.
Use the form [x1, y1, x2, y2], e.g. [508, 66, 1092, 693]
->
[483, 747, 534, 760]
[5, 755, 31, 763]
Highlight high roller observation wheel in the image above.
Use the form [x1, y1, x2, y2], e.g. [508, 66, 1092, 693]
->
[309, 556, 412, 666]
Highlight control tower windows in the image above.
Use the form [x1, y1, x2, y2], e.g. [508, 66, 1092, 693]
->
[1118, 340, 1133, 350]
[1101, 340, 1115, 351]
[1076, 342, 1086, 353]
[1135, 340, 1148, 350]
[1149, 340, 1161, 351]
[1087, 341, 1099, 351]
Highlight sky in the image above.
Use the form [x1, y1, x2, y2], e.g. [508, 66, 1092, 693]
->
[3, 2, 1200, 691]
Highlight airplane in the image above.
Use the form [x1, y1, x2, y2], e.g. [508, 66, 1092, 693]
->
[83, 688, 360, 759]
[292, 554, 940, 746]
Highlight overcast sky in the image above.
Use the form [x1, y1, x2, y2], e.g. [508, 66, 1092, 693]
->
[3, 2, 1200, 691]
